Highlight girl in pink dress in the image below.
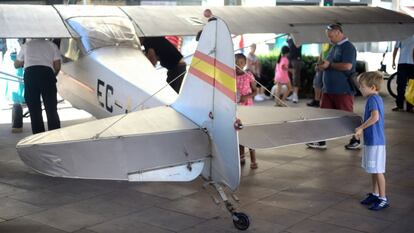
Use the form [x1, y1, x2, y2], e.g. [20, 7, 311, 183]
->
[273, 46, 293, 106]
[236, 54, 256, 106]
[235, 53, 258, 169]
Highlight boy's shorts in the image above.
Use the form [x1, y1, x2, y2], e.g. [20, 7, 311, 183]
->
[361, 145, 386, 173]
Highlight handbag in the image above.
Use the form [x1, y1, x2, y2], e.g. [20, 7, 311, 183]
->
[405, 79, 414, 105]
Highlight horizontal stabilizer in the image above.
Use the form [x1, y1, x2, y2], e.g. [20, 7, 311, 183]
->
[17, 107, 210, 181]
[128, 160, 204, 182]
[238, 106, 362, 149]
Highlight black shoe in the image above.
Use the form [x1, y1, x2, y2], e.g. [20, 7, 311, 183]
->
[345, 138, 361, 150]
[306, 141, 327, 149]
[369, 198, 389, 211]
[392, 106, 404, 112]
[360, 193, 379, 205]
[307, 100, 320, 107]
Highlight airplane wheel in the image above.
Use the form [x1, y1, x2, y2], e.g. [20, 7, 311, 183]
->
[232, 212, 250, 231]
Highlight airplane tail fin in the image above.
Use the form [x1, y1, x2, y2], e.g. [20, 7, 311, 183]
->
[172, 18, 240, 190]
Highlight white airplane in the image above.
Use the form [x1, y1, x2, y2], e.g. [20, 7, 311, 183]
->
[1, 5, 413, 230]
[1, 5, 413, 119]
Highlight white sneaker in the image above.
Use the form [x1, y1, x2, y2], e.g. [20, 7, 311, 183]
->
[286, 94, 293, 101]
[292, 93, 298, 103]
[261, 94, 272, 100]
[254, 95, 264, 102]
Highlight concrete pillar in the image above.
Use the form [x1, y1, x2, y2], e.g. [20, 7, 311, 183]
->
[392, 0, 400, 11]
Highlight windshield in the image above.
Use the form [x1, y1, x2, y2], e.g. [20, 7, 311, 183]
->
[67, 16, 139, 52]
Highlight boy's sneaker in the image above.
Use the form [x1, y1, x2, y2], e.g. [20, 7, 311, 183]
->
[360, 193, 379, 205]
[345, 138, 361, 150]
[306, 141, 327, 149]
[369, 199, 389, 211]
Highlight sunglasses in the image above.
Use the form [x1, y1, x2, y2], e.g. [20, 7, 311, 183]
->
[326, 24, 343, 32]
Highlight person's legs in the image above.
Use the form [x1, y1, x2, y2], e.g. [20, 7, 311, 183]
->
[314, 88, 322, 102]
[308, 88, 322, 107]
[41, 69, 60, 131]
[395, 64, 409, 110]
[376, 173, 386, 198]
[330, 94, 361, 150]
[254, 74, 268, 101]
[249, 148, 257, 169]
[369, 173, 389, 210]
[291, 60, 301, 103]
[239, 145, 245, 165]
[274, 82, 284, 106]
[308, 71, 323, 107]
[372, 174, 379, 195]
[275, 82, 282, 98]
[24, 68, 45, 134]
[283, 82, 293, 101]
[306, 93, 332, 149]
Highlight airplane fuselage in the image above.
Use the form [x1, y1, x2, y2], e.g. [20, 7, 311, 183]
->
[57, 45, 178, 119]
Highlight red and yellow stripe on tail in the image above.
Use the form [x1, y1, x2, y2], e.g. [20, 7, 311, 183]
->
[188, 51, 236, 102]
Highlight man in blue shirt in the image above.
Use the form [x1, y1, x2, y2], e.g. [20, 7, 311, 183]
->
[307, 24, 360, 150]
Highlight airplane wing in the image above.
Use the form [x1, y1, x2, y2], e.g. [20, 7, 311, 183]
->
[0, 5, 71, 38]
[121, 6, 414, 43]
[17, 106, 210, 181]
[1, 4, 412, 43]
[237, 106, 362, 149]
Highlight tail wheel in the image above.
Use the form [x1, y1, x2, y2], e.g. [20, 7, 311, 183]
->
[387, 72, 398, 98]
[232, 212, 250, 231]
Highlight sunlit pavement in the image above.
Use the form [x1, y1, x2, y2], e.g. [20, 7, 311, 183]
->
[0, 91, 413, 233]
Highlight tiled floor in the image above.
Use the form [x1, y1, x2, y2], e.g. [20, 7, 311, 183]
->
[0, 91, 413, 233]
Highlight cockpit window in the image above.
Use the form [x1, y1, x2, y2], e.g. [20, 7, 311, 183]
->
[67, 16, 139, 52]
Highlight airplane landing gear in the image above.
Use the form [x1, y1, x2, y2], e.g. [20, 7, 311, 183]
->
[232, 212, 250, 231]
[207, 182, 250, 231]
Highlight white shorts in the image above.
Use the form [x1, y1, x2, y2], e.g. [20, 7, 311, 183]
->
[361, 145, 386, 174]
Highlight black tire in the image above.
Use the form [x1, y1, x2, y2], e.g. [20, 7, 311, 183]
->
[387, 72, 397, 98]
[232, 212, 250, 231]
